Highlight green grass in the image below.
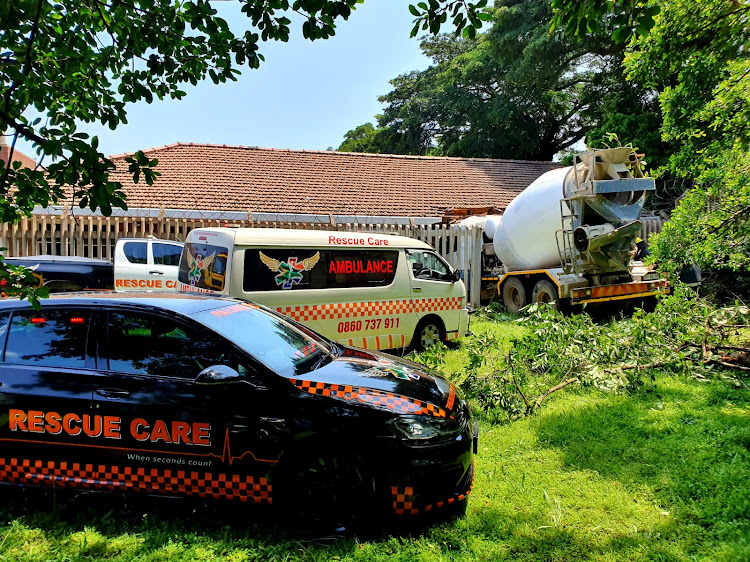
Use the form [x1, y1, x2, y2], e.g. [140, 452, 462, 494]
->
[1, 317, 749, 561]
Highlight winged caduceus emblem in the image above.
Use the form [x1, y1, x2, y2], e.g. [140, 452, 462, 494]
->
[259, 251, 320, 289]
[186, 247, 216, 286]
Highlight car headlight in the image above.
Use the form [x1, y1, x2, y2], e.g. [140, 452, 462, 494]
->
[389, 416, 461, 442]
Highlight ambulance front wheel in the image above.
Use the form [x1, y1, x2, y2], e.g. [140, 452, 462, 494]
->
[413, 316, 445, 351]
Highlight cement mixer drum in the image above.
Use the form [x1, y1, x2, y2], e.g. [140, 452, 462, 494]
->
[493, 148, 656, 275]
[492, 168, 568, 270]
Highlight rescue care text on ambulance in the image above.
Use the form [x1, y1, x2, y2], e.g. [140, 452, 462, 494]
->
[177, 228, 471, 350]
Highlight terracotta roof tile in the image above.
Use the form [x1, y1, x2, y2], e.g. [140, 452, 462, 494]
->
[0, 145, 40, 171]
[103, 143, 560, 217]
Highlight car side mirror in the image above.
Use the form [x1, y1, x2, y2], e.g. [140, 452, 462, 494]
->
[448, 270, 461, 283]
[195, 364, 242, 385]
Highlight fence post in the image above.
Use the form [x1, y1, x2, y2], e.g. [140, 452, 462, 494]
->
[470, 225, 482, 308]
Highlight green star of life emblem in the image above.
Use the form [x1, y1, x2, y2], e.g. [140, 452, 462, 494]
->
[188, 263, 202, 284]
[274, 261, 304, 288]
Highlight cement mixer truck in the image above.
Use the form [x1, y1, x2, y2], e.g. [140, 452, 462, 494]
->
[482, 147, 668, 312]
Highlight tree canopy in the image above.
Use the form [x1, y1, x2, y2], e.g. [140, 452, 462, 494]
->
[0, 0, 488, 304]
[338, 0, 669, 164]
[551, 0, 750, 282]
[1, 0, 361, 219]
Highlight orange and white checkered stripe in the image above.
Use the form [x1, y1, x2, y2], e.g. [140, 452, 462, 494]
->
[276, 297, 462, 323]
[391, 462, 475, 515]
[344, 334, 407, 350]
[0, 458, 272, 504]
[289, 379, 449, 418]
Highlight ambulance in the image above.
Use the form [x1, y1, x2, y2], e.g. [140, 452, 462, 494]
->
[178, 228, 471, 350]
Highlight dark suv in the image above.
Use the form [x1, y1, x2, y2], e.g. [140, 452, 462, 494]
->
[0, 293, 475, 521]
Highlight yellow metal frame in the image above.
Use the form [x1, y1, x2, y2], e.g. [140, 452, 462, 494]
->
[495, 270, 561, 294]
[495, 269, 668, 305]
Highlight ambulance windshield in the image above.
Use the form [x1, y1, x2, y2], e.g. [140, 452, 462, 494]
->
[196, 303, 333, 378]
[178, 242, 229, 291]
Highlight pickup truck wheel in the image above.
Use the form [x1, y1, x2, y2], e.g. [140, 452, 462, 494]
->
[44, 280, 83, 293]
[531, 280, 558, 309]
[413, 317, 445, 351]
[502, 277, 527, 314]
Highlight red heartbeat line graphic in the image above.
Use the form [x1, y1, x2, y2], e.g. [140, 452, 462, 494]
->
[205, 428, 277, 465]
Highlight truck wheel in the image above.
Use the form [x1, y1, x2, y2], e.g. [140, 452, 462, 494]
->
[413, 317, 445, 351]
[502, 277, 527, 314]
[531, 279, 559, 309]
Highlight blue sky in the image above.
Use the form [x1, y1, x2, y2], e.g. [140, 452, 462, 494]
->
[21, 1, 433, 158]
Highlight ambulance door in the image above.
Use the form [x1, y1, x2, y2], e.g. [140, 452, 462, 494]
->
[406, 249, 464, 343]
[94, 309, 276, 498]
[0, 308, 100, 471]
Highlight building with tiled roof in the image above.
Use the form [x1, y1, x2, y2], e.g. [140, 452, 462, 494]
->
[1, 141, 40, 171]
[103, 143, 559, 223]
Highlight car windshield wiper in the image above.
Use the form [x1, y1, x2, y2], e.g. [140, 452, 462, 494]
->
[309, 353, 331, 372]
[309, 343, 342, 371]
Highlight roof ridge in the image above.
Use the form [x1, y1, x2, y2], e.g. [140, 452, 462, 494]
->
[107, 142, 557, 166]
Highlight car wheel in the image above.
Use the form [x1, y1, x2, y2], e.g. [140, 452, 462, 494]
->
[413, 317, 445, 351]
[531, 279, 558, 308]
[278, 446, 374, 531]
[502, 277, 527, 314]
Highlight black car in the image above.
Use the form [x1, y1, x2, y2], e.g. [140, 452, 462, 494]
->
[0, 293, 475, 522]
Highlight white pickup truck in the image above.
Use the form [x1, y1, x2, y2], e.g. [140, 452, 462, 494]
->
[6, 237, 183, 293]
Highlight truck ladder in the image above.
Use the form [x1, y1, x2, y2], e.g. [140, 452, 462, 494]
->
[555, 198, 579, 274]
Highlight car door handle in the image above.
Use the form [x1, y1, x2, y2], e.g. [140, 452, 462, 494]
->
[96, 388, 130, 399]
[148, 270, 164, 275]
[413, 287, 423, 292]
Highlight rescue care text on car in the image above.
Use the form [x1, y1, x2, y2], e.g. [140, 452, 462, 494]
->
[0, 293, 476, 523]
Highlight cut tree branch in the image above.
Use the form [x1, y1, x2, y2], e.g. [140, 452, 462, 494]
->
[532, 378, 579, 412]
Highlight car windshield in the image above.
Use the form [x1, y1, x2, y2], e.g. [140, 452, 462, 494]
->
[194, 302, 334, 377]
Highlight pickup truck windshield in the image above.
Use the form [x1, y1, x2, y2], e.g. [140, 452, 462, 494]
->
[195, 303, 332, 378]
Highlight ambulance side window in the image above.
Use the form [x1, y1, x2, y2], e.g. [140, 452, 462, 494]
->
[104, 312, 231, 379]
[407, 251, 450, 281]
[243, 249, 399, 291]
[4, 310, 91, 368]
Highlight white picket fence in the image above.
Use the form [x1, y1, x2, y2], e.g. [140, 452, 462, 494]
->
[0, 214, 486, 307]
[0, 211, 664, 309]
